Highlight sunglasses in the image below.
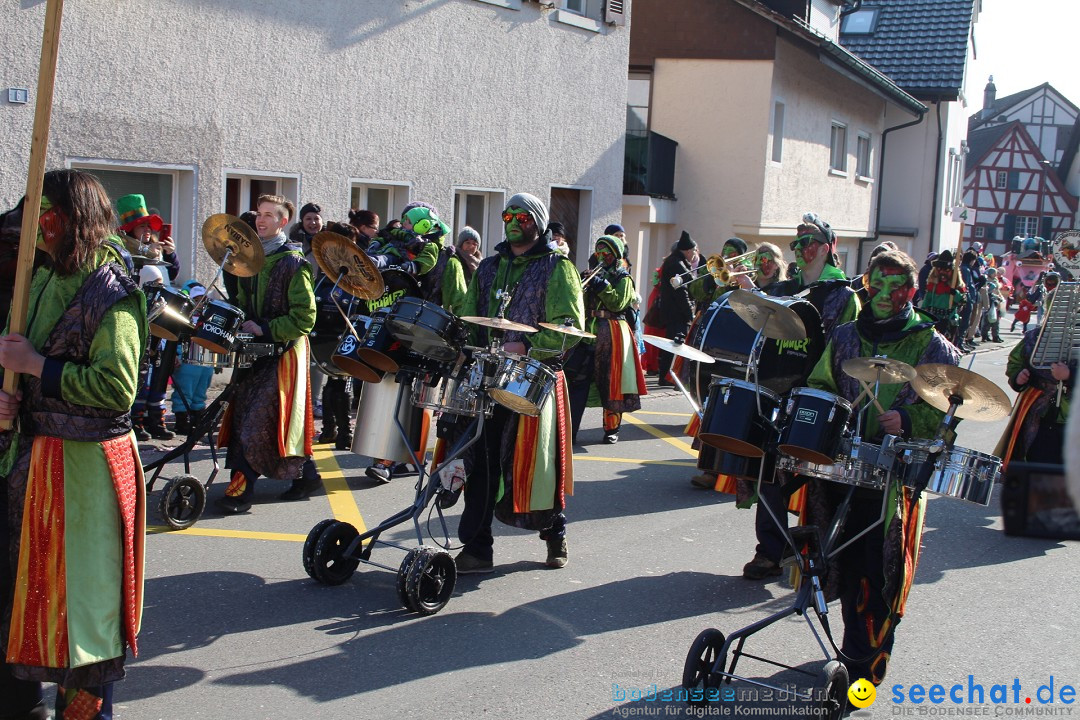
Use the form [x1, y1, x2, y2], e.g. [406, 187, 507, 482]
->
[502, 211, 531, 224]
[789, 234, 818, 252]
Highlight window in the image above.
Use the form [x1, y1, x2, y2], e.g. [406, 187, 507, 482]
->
[563, 0, 586, 12]
[974, 226, 986, 238]
[627, 73, 650, 136]
[1016, 216, 1040, 237]
[555, 0, 603, 30]
[349, 181, 411, 229]
[771, 101, 785, 164]
[452, 188, 505, 254]
[550, 186, 593, 265]
[856, 133, 872, 178]
[840, 7, 879, 34]
[995, 171, 1007, 189]
[224, 172, 298, 217]
[829, 122, 847, 173]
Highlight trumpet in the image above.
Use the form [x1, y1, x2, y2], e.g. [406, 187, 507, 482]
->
[669, 251, 756, 288]
[580, 264, 605, 286]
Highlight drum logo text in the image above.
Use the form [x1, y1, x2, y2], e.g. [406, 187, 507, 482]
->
[368, 289, 406, 312]
[774, 338, 810, 354]
[795, 408, 817, 424]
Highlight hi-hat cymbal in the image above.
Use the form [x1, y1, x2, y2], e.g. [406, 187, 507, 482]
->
[912, 363, 1011, 421]
[201, 214, 264, 277]
[130, 255, 172, 267]
[842, 356, 917, 385]
[311, 231, 384, 301]
[460, 316, 538, 333]
[727, 289, 807, 341]
[641, 334, 715, 364]
[538, 321, 596, 339]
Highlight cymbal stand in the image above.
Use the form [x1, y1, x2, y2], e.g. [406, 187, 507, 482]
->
[190, 247, 233, 317]
[327, 269, 363, 339]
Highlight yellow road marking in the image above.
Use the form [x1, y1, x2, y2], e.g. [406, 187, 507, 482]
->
[147, 526, 307, 542]
[622, 413, 698, 457]
[632, 410, 693, 418]
[312, 445, 367, 533]
[573, 455, 695, 467]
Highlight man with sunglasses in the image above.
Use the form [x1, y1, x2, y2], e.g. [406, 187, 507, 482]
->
[451, 193, 584, 574]
[740, 212, 860, 581]
[804, 249, 959, 685]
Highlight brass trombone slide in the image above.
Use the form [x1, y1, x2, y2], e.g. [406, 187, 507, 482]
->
[669, 251, 755, 288]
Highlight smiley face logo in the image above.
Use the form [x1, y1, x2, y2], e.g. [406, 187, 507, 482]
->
[847, 678, 876, 708]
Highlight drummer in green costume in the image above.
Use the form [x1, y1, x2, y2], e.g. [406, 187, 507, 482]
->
[803, 249, 960, 686]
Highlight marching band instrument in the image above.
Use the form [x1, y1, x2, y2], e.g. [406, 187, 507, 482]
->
[201, 213, 264, 278]
[311, 231, 385, 300]
[911, 363, 1011, 421]
[841, 356, 917, 385]
[580, 263, 605, 286]
[538, 320, 596, 339]
[726, 289, 807, 342]
[1030, 281, 1078, 404]
[641, 334, 715, 364]
[460, 316, 538, 333]
[669, 252, 756, 289]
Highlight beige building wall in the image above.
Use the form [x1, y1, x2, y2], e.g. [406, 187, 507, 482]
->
[2, 0, 629, 281]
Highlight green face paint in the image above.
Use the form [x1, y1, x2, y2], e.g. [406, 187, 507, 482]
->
[503, 206, 533, 245]
[867, 268, 914, 320]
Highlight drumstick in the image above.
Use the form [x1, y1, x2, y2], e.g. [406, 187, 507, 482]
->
[858, 379, 887, 415]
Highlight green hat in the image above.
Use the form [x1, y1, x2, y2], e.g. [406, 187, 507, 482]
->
[116, 193, 163, 233]
[404, 205, 449, 238]
[595, 234, 625, 259]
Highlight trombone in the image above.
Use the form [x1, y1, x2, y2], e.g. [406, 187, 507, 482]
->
[581, 263, 605, 286]
[669, 251, 756, 288]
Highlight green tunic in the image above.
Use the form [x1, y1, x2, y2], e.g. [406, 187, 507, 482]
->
[232, 249, 316, 341]
[583, 272, 635, 343]
[441, 255, 468, 316]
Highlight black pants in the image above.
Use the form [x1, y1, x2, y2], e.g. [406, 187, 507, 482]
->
[457, 406, 565, 561]
[658, 319, 690, 383]
[321, 376, 352, 436]
[753, 479, 790, 563]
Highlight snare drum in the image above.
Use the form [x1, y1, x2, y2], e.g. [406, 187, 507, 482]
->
[350, 309, 413, 377]
[698, 378, 780, 458]
[185, 343, 231, 369]
[146, 285, 195, 341]
[777, 388, 853, 465]
[699, 443, 776, 483]
[411, 362, 486, 417]
[896, 441, 1000, 506]
[192, 300, 245, 354]
[387, 297, 462, 362]
[489, 355, 556, 416]
[310, 278, 357, 377]
[331, 315, 383, 383]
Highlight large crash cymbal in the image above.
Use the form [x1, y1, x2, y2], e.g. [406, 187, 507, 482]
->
[311, 231, 384, 301]
[201, 214, 264, 277]
[842, 356, 917, 385]
[727, 289, 807, 341]
[912, 363, 1011, 421]
[460, 316, 538, 333]
[641, 334, 715, 364]
[538, 321, 596, 339]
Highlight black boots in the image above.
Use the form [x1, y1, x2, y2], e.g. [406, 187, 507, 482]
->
[146, 405, 175, 440]
[173, 411, 190, 436]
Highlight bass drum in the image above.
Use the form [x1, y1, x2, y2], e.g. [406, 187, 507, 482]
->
[310, 275, 360, 377]
[693, 291, 824, 396]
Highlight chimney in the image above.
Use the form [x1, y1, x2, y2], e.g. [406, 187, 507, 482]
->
[982, 75, 997, 119]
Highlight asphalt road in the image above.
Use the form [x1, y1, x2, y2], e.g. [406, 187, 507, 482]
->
[118, 329, 1079, 720]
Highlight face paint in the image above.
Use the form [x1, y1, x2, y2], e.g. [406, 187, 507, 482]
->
[722, 246, 739, 259]
[595, 246, 615, 267]
[503, 206, 535, 245]
[867, 267, 915, 319]
[756, 252, 776, 278]
[36, 197, 66, 252]
[794, 240, 824, 269]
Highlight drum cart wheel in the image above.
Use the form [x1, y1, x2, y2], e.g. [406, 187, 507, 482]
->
[818, 660, 849, 720]
[399, 546, 456, 616]
[157, 474, 206, 530]
[310, 521, 361, 586]
[682, 629, 726, 703]
[303, 519, 338, 581]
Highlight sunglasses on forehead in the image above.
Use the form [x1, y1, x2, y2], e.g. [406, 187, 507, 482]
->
[502, 211, 531, 224]
[789, 234, 819, 252]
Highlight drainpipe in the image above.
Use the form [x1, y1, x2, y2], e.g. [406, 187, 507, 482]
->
[927, 101, 944, 258]
[857, 108, 927, 272]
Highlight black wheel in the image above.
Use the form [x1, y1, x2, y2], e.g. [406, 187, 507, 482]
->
[311, 521, 360, 585]
[396, 549, 421, 612]
[818, 660, 850, 720]
[157, 475, 206, 530]
[682, 628, 726, 704]
[404, 546, 456, 615]
[303, 519, 337, 580]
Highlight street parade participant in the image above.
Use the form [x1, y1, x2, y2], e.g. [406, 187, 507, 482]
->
[980, 266, 1005, 343]
[289, 203, 326, 418]
[996, 322, 1073, 467]
[918, 250, 966, 346]
[453, 193, 584, 573]
[0, 169, 147, 720]
[753, 242, 787, 288]
[567, 234, 647, 445]
[734, 213, 859, 580]
[657, 231, 697, 387]
[440, 226, 483, 315]
[804, 249, 960, 685]
[363, 202, 448, 482]
[216, 194, 318, 513]
[170, 281, 213, 436]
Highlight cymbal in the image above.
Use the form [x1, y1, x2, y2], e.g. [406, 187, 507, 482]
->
[641, 334, 715, 364]
[911, 363, 1012, 421]
[842, 356, 917, 385]
[130, 255, 171, 267]
[311, 231, 384, 301]
[538, 321, 596, 339]
[727, 289, 807, 341]
[201, 214, 264, 278]
[460, 316, 538, 333]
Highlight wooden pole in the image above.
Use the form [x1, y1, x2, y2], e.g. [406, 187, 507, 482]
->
[1, 0, 65, 429]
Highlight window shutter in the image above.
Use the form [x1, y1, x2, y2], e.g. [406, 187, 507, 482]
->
[1040, 216, 1053, 241]
[1007, 171, 1020, 190]
[605, 0, 626, 25]
[1003, 214, 1016, 242]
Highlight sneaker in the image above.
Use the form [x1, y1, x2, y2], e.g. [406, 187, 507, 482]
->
[215, 496, 252, 515]
[133, 426, 151, 442]
[742, 553, 782, 580]
[317, 429, 337, 444]
[365, 462, 392, 483]
[392, 462, 419, 478]
[545, 538, 568, 568]
[454, 551, 494, 574]
[278, 475, 322, 501]
[690, 473, 716, 489]
[312, 402, 323, 419]
[603, 431, 619, 444]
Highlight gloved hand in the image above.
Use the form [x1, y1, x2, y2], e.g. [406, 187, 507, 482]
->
[400, 260, 419, 276]
[370, 254, 389, 270]
[589, 274, 610, 292]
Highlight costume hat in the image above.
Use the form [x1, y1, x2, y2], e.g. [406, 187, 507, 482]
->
[116, 193, 163, 233]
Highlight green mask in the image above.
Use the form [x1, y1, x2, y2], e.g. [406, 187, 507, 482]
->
[867, 268, 914, 320]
